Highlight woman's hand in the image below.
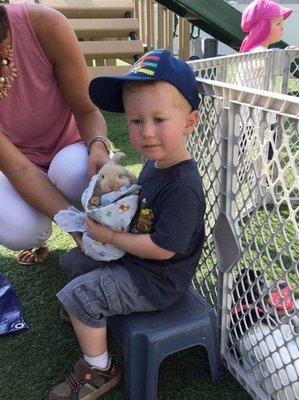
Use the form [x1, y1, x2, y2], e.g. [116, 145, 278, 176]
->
[87, 141, 110, 178]
[86, 216, 115, 244]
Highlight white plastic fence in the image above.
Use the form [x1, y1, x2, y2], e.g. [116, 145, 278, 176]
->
[188, 77, 299, 400]
[189, 49, 299, 97]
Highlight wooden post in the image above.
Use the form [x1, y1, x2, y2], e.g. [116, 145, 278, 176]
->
[140, 0, 145, 44]
[179, 17, 190, 60]
[183, 19, 190, 60]
[146, 0, 151, 51]
[134, 0, 139, 19]
[149, 0, 155, 50]
[157, 4, 164, 49]
[166, 9, 173, 53]
[178, 17, 183, 59]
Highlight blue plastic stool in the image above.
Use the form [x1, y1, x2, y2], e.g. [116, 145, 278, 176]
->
[108, 287, 223, 400]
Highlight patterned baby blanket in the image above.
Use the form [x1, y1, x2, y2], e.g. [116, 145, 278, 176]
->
[55, 174, 141, 261]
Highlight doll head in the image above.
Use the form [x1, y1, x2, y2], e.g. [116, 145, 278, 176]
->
[239, 0, 292, 53]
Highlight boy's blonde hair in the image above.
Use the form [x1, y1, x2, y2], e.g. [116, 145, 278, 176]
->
[122, 80, 192, 114]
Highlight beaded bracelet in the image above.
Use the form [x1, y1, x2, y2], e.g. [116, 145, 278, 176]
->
[86, 136, 111, 155]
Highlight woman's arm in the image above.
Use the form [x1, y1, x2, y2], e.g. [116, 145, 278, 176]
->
[0, 131, 69, 219]
[27, 5, 110, 177]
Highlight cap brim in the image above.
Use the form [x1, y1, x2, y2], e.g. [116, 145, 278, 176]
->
[89, 74, 157, 113]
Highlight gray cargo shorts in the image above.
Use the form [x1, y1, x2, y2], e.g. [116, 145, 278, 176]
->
[57, 248, 157, 328]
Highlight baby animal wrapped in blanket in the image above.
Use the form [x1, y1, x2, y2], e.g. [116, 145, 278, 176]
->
[54, 152, 140, 261]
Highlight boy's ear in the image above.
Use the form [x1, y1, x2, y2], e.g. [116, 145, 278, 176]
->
[184, 110, 199, 135]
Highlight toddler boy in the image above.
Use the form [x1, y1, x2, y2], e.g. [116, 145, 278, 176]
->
[50, 49, 205, 400]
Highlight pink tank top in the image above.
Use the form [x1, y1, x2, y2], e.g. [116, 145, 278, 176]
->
[0, 2, 81, 170]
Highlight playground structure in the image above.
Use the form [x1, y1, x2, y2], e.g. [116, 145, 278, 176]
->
[6, 0, 253, 73]
[9, 0, 144, 76]
[9, 0, 291, 71]
[8, 0, 292, 69]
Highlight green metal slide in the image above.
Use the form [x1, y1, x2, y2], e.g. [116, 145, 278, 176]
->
[156, 0, 287, 51]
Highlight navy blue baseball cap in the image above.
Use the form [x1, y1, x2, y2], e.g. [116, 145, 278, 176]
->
[89, 49, 200, 113]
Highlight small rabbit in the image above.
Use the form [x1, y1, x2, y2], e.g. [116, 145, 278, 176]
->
[89, 152, 137, 207]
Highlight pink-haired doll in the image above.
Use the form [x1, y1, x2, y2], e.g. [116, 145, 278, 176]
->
[237, 0, 297, 165]
[240, 0, 294, 53]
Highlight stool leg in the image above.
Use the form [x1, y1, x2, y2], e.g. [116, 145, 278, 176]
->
[143, 351, 160, 400]
[206, 312, 224, 382]
[123, 336, 160, 400]
[206, 344, 224, 382]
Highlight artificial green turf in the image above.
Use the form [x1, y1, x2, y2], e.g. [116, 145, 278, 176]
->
[0, 112, 250, 400]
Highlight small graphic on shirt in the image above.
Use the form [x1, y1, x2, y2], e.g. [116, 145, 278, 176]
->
[131, 198, 154, 234]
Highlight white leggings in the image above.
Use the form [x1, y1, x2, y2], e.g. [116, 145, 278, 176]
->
[0, 142, 89, 250]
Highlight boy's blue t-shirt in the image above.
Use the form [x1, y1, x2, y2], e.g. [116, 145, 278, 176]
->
[122, 159, 205, 309]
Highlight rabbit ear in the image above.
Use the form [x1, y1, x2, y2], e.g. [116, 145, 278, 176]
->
[111, 152, 126, 164]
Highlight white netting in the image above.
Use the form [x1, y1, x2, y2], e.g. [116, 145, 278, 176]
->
[187, 73, 299, 400]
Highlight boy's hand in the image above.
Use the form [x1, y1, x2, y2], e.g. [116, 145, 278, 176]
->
[86, 216, 115, 244]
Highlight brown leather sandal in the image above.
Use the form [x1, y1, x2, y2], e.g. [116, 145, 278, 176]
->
[17, 244, 49, 266]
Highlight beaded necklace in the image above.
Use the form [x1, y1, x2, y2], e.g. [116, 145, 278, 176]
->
[0, 42, 17, 100]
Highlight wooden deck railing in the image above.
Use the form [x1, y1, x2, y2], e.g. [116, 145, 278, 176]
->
[4, 0, 193, 61]
[134, 0, 191, 60]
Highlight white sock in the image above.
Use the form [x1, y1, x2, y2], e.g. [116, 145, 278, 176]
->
[84, 351, 109, 370]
